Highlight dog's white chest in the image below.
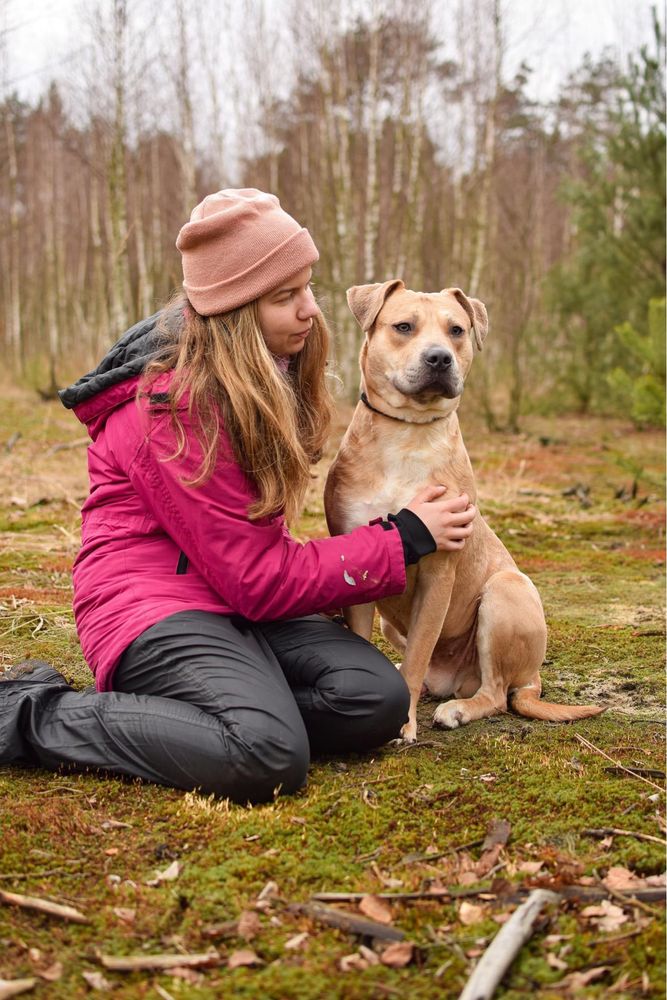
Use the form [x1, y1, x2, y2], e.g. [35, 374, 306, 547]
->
[341, 443, 442, 531]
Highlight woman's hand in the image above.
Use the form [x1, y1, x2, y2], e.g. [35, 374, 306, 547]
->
[405, 485, 476, 552]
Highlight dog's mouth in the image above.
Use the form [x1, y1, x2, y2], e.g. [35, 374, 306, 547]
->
[393, 372, 463, 400]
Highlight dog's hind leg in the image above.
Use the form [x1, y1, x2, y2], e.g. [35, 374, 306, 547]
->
[380, 618, 407, 658]
[433, 570, 545, 729]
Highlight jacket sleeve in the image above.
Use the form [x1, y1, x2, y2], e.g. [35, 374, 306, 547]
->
[123, 404, 407, 621]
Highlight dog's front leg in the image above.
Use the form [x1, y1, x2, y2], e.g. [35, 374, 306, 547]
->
[343, 602, 375, 642]
[399, 568, 455, 742]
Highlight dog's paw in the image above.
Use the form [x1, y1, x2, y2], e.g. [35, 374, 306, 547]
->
[433, 701, 467, 729]
[399, 720, 418, 743]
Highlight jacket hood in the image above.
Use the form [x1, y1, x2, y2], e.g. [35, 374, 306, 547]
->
[59, 310, 176, 439]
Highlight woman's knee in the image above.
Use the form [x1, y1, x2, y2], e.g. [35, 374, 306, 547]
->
[325, 654, 410, 738]
[194, 721, 310, 803]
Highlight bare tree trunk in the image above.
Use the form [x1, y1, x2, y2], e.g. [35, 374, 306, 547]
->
[4, 106, 22, 369]
[108, 0, 131, 335]
[174, 0, 197, 215]
[363, 9, 380, 282]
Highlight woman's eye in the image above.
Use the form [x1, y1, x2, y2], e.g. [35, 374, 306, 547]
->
[451, 325, 464, 336]
[393, 322, 412, 334]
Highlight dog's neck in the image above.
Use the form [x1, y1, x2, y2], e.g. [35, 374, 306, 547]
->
[360, 390, 453, 425]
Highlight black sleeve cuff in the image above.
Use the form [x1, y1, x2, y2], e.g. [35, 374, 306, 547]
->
[384, 508, 437, 565]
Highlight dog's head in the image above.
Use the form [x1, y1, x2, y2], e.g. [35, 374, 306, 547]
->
[347, 280, 488, 416]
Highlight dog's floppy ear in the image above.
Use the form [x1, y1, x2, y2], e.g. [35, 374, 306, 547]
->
[442, 288, 489, 351]
[347, 279, 405, 333]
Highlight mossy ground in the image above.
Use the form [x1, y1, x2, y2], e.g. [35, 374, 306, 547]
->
[0, 389, 664, 999]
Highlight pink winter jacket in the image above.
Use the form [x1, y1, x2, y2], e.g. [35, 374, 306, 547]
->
[65, 347, 406, 692]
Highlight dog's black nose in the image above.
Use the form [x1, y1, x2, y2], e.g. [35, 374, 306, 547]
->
[423, 347, 452, 370]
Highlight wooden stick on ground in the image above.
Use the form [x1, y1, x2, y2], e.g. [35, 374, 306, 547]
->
[99, 952, 220, 972]
[288, 902, 405, 941]
[0, 889, 88, 924]
[458, 889, 560, 1000]
[0, 980, 37, 1000]
[583, 827, 667, 846]
[574, 734, 665, 793]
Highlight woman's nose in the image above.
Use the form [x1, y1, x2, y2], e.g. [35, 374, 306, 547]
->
[298, 287, 318, 320]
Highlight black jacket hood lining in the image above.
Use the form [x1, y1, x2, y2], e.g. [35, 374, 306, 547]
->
[59, 311, 169, 410]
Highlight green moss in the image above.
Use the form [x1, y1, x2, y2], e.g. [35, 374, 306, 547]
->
[0, 396, 664, 997]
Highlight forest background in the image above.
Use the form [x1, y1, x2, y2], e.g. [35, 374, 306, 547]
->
[0, 0, 665, 430]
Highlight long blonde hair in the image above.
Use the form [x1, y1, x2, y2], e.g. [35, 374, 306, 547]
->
[142, 293, 334, 524]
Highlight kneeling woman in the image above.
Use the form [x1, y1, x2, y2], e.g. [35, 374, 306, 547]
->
[0, 189, 475, 802]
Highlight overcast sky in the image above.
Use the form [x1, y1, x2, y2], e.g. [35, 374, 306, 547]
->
[1, 0, 662, 103]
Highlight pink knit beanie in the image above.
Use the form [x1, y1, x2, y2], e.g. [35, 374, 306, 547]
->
[175, 188, 319, 316]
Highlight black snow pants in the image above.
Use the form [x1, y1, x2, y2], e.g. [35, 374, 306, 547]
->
[0, 612, 409, 803]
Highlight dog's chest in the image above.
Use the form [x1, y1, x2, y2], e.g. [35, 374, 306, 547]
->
[341, 440, 455, 531]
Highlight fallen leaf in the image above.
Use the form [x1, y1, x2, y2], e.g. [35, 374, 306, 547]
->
[237, 910, 261, 941]
[459, 901, 484, 926]
[458, 871, 480, 887]
[157, 860, 181, 881]
[168, 967, 204, 984]
[518, 861, 544, 875]
[256, 880, 279, 904]
[104, 848, 119, 857]
[284, 932, 309, 950]
[227, 949, 262, 969]
[380, 941, 414, 968]
[100, 819, 132, 830]
[466, 948, 484, 958]
[602, 866, 645, 891]
[646, 873, 666, 887]
[556, 966, 609, 991]
[0, 979, 37, 999]
[359, 894, 393, 925]
[358, 944, 380, 966]
[581, 901, 628, 933]
[36, 962, 62, 983]
[339, 953, 368, 972]
[112, 907, 136, 924]
[81, 971, 113, 991]
[546, 953, 569, 971]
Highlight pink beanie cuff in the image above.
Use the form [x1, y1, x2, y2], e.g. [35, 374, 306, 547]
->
[176, 189, 319, 317]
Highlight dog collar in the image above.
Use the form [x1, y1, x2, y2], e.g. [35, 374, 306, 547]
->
[360, 391, 447, 424]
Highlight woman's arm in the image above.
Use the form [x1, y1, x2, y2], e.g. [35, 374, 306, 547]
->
[123, 406, 406, 621]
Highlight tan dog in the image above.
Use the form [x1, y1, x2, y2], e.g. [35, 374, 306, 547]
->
[324, 280, 604, 742]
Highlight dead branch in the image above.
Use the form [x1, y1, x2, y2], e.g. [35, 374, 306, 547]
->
[573, 734, 664, 793]
[582, 827, 666, 846]
[458, 889, 560, 1000]
[45, 437, 89, 455]
[287, 902, 404, 941]
[0, 889, 88, 923]
[0, 979, 37, 999]
[98, 951, 220, 972]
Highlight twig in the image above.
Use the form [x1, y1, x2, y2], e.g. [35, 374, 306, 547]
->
[99, 952, 219, 972]
[574, 734, 665, 793]
[583, 827, 666, 846]
[287, 901, 404, 941]
[458, 889, 560, 1000]
[45, 437, 89, 455]
[402, 838, 484, 864]
[0, 868, 84, 881]
[0, 978, 37, 999]
[593, 876, 663, 917]
[0, 889, 88, 923]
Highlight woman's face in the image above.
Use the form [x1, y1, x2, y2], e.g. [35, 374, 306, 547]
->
[257, 266, 319, 357]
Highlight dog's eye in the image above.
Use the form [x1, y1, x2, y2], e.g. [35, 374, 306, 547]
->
[393, 322, 413, 334]
[451, 325, 464, 337]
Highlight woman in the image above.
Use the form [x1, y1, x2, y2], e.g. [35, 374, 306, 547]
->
[0, 189, 476, 802]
